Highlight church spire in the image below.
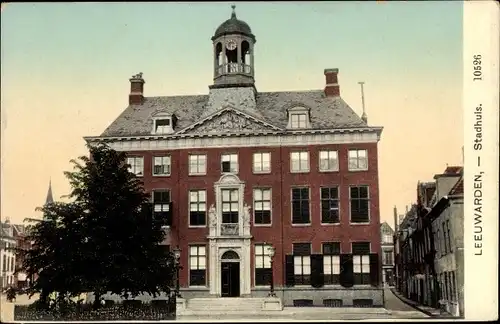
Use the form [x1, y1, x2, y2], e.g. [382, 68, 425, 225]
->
[45, 179, 54, 205]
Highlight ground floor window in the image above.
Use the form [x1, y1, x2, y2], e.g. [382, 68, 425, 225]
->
[293, 243, 311, 285]
[189, 245, 206, 286]
[254, 244, 272, 286]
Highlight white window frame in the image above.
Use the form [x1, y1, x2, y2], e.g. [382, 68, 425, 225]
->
[189, 245, 207, 287]
[253, 188, 272, 226]
[189, 154, 207, 176]
[293, 243, 311, 286]
[221, 153, 239, 174]
[353, 255, 371, 284]
[291, 187, 311, 226]
[151, 112, 174, 135]
[286, 106, 311, 129]
[290, 113, 307, 128]
[252, 152, 271, 174]
[323, 253, 341, 285]
[127, 156, 144, 177]
[320, 186, 340, 225]
[152, 155, 171, 176]
[254, 244, 272, 286]
[348, 149, 368, 171]
[319, 150, 339, 172]
[189, 189, 207, 228]
[349, 185, 371, 224]
[152, 190, 171, 213]
[290, 151, 310, 173]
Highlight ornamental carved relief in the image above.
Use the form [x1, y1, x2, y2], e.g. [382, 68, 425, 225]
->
[193, 111, 269, 134]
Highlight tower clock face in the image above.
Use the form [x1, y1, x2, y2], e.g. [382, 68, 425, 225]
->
[226, 40, 237, 51]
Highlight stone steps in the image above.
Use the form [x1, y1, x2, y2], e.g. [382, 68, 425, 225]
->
[177, 297, 283, 316]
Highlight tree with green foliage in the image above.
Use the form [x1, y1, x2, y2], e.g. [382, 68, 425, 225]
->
[22, 143, 176, 309]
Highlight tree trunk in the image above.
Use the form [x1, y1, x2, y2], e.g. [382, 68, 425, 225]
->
[93, 292, 102, 310]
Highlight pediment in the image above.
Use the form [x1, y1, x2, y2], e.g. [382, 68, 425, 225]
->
[177, 108, 281, 135]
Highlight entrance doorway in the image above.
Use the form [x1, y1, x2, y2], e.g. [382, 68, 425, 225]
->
[221, 251, 240, 297]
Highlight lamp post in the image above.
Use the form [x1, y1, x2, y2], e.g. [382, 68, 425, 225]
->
[267, 245, 276, 297]
[173, 247, 182, 298]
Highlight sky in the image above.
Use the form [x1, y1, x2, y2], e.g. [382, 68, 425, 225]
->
[1, 2, 463, 228]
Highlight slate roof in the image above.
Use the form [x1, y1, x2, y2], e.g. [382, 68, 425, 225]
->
[100, 90, 370, 137]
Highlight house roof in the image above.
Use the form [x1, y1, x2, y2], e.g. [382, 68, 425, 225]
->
[444, 166, 463, 175]
[100, 89, 372, 138]
[449, 176, 464, 196]
[380, 221, 394, 234]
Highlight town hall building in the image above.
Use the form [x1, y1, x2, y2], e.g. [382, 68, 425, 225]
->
[85, 6, 384, 309]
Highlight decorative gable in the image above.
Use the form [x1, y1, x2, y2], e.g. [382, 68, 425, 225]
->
[177, 108, 281, 135]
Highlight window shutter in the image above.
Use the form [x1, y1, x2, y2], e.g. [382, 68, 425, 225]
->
[339, 254, 354, 288]
[369, 253, 379, 287]
[285, 255, 295, 287]
[310, 254, 324, 288]
[165, 202, 173, 226]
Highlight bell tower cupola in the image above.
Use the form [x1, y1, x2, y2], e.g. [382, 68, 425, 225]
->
[211, 5, 256, 89]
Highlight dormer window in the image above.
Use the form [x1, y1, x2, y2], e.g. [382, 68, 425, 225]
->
[286, 106, 311, 129]
[155, 119, 171, 133]
[151, 112, 176, 135]
[291, 113, 307, 128]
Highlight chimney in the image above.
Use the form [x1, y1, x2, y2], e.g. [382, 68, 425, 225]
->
[129, 72, 145, 105]
[393, 205, 398, 232]
[324, 68, 340, 97]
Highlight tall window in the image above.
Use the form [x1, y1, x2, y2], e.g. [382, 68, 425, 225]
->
[221, 189, 239, 223]
[189, 190, 206, 226]
[152, 190, 170, 219]
[446, 219, 452, 253]
[319, 150, 339, 172]
[292, 187, 310, 224]
[348, 149, 368, 171]
[383, 251, 393, 265]
[189, 154, 206, 175]
[352, 242, 371, 285]
[253, 152, 271, 173]
[221, 153, 238, 173]
[290, 152, 310, 173]
[255, 244, 272, 286]
[450, 271, 456, 301]
[442, 222, 448, 254]
[350, 186, 370, 223]
[2, 255, 6, 271]
[293, 243, 311, 285]
[290, 113, 307, 128]
[153, 156, 171, 176]
[320, 187, 340, 224]
[323, 242, 341, 285]
[189, 245, 206, 286]
[127, 156, 144, 176]
[254, 188, 271, 225]
[436, 229, 441, 257]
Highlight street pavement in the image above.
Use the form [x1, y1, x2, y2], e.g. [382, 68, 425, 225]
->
[1, 289, 429, 322]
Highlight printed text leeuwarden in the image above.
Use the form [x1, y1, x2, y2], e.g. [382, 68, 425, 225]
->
[473, 172, 483, 256]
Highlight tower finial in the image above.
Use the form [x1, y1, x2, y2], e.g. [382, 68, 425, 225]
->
[231, 4, 236, 18]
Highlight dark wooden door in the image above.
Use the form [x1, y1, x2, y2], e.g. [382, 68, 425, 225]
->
[221, 262, 240, 297]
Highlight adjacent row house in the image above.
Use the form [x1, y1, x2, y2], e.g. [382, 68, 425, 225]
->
[85, 7, 385, 307]
[394, 166, 464, 317]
